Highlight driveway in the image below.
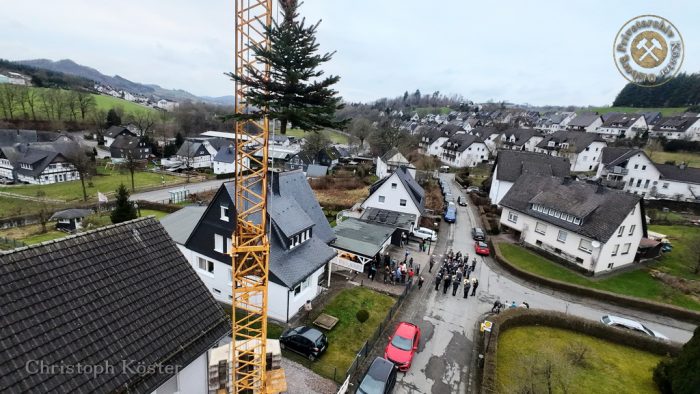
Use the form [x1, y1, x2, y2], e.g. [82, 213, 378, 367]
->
[383, 174, 695, 394]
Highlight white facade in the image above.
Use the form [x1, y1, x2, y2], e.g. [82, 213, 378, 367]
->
[421, 136, 448, 157]
[376, 151, 411, 179]
[536, 141, 606, 172]
[651, 118, 700, 141]
[594, 117, 647, 140]
[441, 141, 489, 168]
[0, 157, 12, 179]
[151, 352, 208, 394]
[500, 202, 643, 274]
[488, 165, 513, 206]
[213, 157, 249, 175]
[361, 172, 421, 229]
[17, 161, 79, 184]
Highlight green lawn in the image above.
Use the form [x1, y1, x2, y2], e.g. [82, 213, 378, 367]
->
[497, 242, 700, 310]
[4, 166, 183, 202]
[646, 150, 700, 167]
[648, 225, 700, 280]
[285, 128, 350, 145]
[139, 209, 170, 220]
[282, 287, 396, 381]
[496, 326, 661, 394]
[581, 106, 687, 116]
[415, 107, 452, 116]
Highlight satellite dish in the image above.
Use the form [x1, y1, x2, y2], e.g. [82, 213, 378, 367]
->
[591, 241, 601, 249]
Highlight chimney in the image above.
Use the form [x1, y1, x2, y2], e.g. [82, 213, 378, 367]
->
[271, 170, 280, 195]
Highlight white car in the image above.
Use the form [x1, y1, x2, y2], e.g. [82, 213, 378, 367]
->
[600, 315, 669, 340]
[412, 227, 437, 242]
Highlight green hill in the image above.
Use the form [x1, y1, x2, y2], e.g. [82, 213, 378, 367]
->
[580, 106, 687, 116]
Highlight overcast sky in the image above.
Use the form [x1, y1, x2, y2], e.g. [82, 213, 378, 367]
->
[1, 1, 697, 106]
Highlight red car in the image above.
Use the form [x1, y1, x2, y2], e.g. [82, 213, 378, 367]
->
[384, 322, 421, 371]
[475, 241, 490, 256]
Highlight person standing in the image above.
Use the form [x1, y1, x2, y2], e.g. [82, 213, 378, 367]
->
[383, 266, 390, 284]
[451, 274, 459, 296]
[401, 232, 407, 247]
[470, 258, 477, 272]
[415, 264, 420, 276]
[456, 268, 463, 283]
[418, 276, 424, 289]
[408, 268, 415, 284]
[434, 274, 441, 291]
[304, 300, 312, 323]
[429, 257, 435, 273]
[471, 278, 479, 296]
[463, 278, 471, 298]
[443, 273, 451, 294]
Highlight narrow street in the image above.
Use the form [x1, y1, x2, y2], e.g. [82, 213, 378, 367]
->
[386, 174, 695, 394]
[129, 178, 229, 202]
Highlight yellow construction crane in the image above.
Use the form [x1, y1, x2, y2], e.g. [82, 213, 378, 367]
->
[231, 0, 284, 393]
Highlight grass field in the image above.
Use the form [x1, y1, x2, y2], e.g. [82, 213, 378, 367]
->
[282, 287, 396, 381]
[582, 106, 687, 116]
[496, 326, 661, 394]
[284, 128, 351, 145]
[415, 106, 452, 117]
[497, 239, 700, 311]
[646, 150, 700, 167]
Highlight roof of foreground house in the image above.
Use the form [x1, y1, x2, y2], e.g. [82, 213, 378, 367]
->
[495, 150, 570, 182]
[0, 218, 230, 394]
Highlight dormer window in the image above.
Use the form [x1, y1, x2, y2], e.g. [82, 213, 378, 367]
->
[289, 227, 312, 250]
[220, 205, 229, 222]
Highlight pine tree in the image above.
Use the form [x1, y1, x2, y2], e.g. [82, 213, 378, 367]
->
[654, 326, 700, 394]
[226, 0, 346, 134]
[106, 108, 121, 128]
[110, 184, 137, 224]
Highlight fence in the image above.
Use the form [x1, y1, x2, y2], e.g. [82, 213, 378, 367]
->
[0, 236, 26, 249]
[337, 279, 414, 390]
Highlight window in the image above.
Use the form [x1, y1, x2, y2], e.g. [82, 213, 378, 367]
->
[214, 234, 224, 253]
[617, 226, 625, 237]
[535, 222, 547, 235]
[400, 199, 407, 207]
[197, 257, 214, 273]
[621, 243, 631, 255]
[628, 225, 636, 236]
[643, 179, 650, 188]
[226, 237, 232, 254]
[611, 244, 619, 256]
[634, 164, 639, 169]
[391, 183, 397, 189]
[629, 177, 634, 186]
[220, 205, 229, 222]
[378, 195, 386, 203]
[557, 230, 567, 243]
[607, 262, 614, 269]
[579, 239, 593, 254]
[508, 211, 518, 223]
[662, 182, 669, 189]
[630, 205, 635, 215]
[573, 217, 581, 225]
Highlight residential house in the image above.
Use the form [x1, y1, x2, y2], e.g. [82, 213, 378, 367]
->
[596, 147, 700, 201]
[640, 111, 662, 127]
[176, 139, 218, 169]
[109, 134, 151, 160]
[499, 175, 645, 275]
[286, 151, 314, 172]
[536, 112, 576, 133]
[0, 129, 63, 146]
[361, 166, 425, 230]
[161, 170, 337, 323]
[49, 208, 93, 232]
[440, 133, 489, 167]
[0, 218, 230, 394]
[103, 125, 137, 147]
[14, 144, 80, 184]
[376, 148, 414, 179]
[212, 144, 251, 175]
[470, 126, 502, 153]
[489, 150, 571, 205]
[499, 128, 545, 152]
[534, 131, 606, 172]
[270, 134, 291, 146]
[650, 116, 700, 141]
[417, 125, 452, 157]
[566, 113, 603, 133]
[594, 113, 648, 140]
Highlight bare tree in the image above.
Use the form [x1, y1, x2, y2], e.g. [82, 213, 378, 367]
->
[301, 132, 331, 162]
[122, 150, 144, 191]
[349, 117, 373, 148]
[65, 145, 96, 201]
[39, 89, 56, 120]
[0, 84, 19, 119]
[25, 87, 38, 121]
[77, 92, 96, 120]
[689, 233, 700, 275]
[66, 91, 80, 121]
[127, 110, 157, 137]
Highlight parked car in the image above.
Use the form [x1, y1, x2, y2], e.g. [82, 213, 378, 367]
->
[412, 227, 437, 242]
[600, 315, 669, 340]
[357, 357, 398, 394]
[384, 322, 421, 371]
[474, 241, 490, 256]
[457, 196, 467, 207]
[0, 177, 14, 185]
[444, 207, 456, 223]
[279, 326, 329, 360]
[466, 186, 480, 193]
[471, 227, 486, 241]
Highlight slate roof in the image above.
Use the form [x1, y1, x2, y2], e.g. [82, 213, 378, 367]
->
[501, 128, 542, 146]
[470, 126, 500, 139]
[49, 208, 93, 220]
[176, 140, 208, 157]
[495, 150, 570, 182]
[500, 175, 641, 242]
[160, 206, 207, 244]
[600, 113, 643, 128]
[656, 164, 700, 184]
[441, 133, 483, 153]
[305, 164, 328, 177]
[109, 134, 140, 150]
[599, 147, 645, 168]
[104, 125, 135, 138]
[331, 218, 395, 257]
[567, 113, 600, 128]
[213, 144, 236, 163]
[417, 126, 446, 144]
[536, 131, 603, 153]
[0, 218, 230, 394]
[15, 148, 67, 178]
[652, 116, 699, 133]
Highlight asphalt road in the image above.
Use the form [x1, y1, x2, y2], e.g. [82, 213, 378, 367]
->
[389, 174, 695, 394]
[129, 178, 229, 202]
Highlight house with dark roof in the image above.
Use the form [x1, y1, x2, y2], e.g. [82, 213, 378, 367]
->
[160, 170, 337, 322]
[566, 113, 603, 133]
[176, 139, 218, 169]
[596, 147, 700, 201]
[109, 134, 151, 161]
[49, 208, 93, 232]
[594, 113, 648, 140]
[470, 126, 502, 153]
[330, 217, 396, 273]
[489, 150, 571, 205]
[376, 148, 414, 179]
[417, 125, 454, 157]
[0, 217, 230, 393]
[499, 175, 645, 274]
[498, 128, 545, 152]
[650, 116, 700, 141]
[534, 131, 607, 172]
[440, 132, 489, 167]
[13, 144, 80, 184]
[361, 166, 425, 230]
[104, 125, 137, 147]
[212, 143, 251, 175]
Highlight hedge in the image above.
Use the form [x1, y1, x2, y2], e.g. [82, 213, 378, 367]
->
[492, 242, 700, 324]
[480, 309, 683, 393]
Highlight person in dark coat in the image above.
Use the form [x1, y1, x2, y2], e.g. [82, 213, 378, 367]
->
[418, 276, 424, 289]
[463, 278, 471, 298]
[443, 273, 451, 294]
[434, 274, 441, 291]
[429, 257, 435, 273]
[471, 278, 479, 296]
[470, 258, 476, 272]
[451, 274, 460, 296]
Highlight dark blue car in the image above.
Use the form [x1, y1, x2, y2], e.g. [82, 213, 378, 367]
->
[444, 207, 456, 223]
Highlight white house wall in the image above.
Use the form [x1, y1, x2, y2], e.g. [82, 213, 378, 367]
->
[488, 166, 513, 206]
[361, 172, 421, 227]
[572, 141, 606, 172]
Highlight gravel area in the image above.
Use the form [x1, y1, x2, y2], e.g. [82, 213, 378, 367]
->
[281, 357, 338, 394]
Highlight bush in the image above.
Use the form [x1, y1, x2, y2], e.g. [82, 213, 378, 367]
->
[653, 359, 673, 394]
[356, 309, 369, 324]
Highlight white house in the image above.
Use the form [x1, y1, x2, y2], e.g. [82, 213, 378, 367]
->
[500, 175, 645, 275]
[0, 217, 229, 394]
[103, 126, 137, 147]
[212, 144, 250, 175]
[161, 170, 337, 323]
[176, 139, 219, 169]
[498, 128, 544, 152]
[567, 113, 603, 133]
[489, 150, 570, 205]
[362, 166, 425, 230]
[650, 116, 700, 141]
[534, 131, 607, 172]
[376, 148, 415, 179]
[594, 113, 648, 140]
[470, 127, 502, 154]
[417, 125, 453, 157]
[596, 147, 700, 201]
[440, 133, 490, 167]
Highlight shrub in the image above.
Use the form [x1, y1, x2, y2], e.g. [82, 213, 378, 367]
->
[653, 359, 673, 394]
[356, 309, 369, 324]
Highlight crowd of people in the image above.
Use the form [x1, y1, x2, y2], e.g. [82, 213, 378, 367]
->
[432, 249, 479, 298]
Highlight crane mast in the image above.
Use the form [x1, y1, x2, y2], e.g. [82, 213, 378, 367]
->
[232, 0, 275, 393]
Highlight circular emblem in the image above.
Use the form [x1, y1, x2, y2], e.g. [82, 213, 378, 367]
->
[613, 15, 684, 86]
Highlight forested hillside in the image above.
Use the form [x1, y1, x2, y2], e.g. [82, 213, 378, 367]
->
[613, 73, 700, 109]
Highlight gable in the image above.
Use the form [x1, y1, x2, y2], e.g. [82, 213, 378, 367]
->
[185, 185, 236, 263]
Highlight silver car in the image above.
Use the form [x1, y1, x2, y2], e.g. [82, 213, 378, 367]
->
[600, 315, 668, 340]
